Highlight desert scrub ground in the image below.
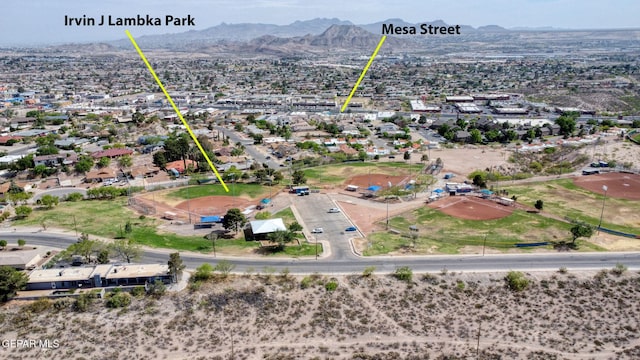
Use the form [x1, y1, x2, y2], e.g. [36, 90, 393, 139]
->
[2, 268, 640, 360]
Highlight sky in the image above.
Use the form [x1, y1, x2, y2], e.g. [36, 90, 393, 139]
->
[1, 0, 638, 46]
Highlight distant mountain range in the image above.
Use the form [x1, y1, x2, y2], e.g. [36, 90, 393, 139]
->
[107, 17, 506, 52]
[37, 18, 635, 56]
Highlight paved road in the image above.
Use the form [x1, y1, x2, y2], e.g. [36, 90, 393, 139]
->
[290, 193, 358, 261]
[214, 126, 283, 170]
[2, 231, 640, 274]
[31, 188, 87, 202]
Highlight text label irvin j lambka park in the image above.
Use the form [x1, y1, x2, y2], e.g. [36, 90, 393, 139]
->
[64, 14, 195, 26]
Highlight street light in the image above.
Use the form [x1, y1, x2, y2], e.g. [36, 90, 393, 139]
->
[598, 185, 608, 232]
[386, 196, 389, 230]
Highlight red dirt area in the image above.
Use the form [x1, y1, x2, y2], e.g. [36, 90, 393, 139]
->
[174, 196, 255, 217]
[428, 196, 514, 220]
[345, 173, 410, 189]
[573, 173, 640, 200]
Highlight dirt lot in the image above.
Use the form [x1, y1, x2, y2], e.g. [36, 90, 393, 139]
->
[173, 195, 255, 217]
[5, 271, 640, 359]
[574, 172, 640, 200]
[428, 196, 515, 220]
[345, 173, 410, 189]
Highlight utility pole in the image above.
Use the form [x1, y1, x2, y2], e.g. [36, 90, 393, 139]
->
[72, 214, 78, 238]
[476, 319, 482, 360]
[386, 196, 389, 230]
[186, 183, 192, 224]
[598, 185, 608, 233]
[482, 234, 487, 256]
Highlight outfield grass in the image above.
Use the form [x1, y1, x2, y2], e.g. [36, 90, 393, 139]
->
[364, 207, 577, 256]
[167, 183, 269, 200]
[130, 226, 259, 252]
[14, 199, 259, 253]
[14, 198, 146, 238]
[503, 179, 640, 235]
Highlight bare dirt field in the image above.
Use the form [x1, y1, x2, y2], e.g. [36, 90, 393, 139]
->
[429, 145, 512, 176]
[5, 270, 640, 359]
[428, 196, 515, 220]
[345, 173, 410, 189]
[574, 172, 640, 200]
[174, 195, 255, 217]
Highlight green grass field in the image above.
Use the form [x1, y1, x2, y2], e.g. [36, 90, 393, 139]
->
[363, 207, 596, 256]
[14, 199, 259, 253]
[503, 179, 640, 235]
[167, 183, 269, 200]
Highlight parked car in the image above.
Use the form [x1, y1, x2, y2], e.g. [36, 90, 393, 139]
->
[345, 226, 357, 232]
[328, 208, 341, 213]
[311, 228, 324, 234]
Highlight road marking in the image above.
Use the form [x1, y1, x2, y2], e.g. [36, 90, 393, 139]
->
[340, 35, 386, 113]
[125, 30, 229, 192]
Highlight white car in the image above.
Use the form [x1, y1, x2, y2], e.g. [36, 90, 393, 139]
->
[311, 228, 324, 234]
[328, 208, 340, 213]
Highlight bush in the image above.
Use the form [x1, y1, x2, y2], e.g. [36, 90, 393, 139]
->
[106, 291, 132, 308]
[611, 263, 628, 276]
[65, 192, 84, 202]
[146, 280, 166, 298]
[362, 266, 376, 277]
[131, 286, 146, 297]
[394, 266, 413, 282]
[325, 280, 338, 292]
[193, 263, 213, 282]
[74, 292, 98, 312]
[24, 298, 51, 313]
[300, 276, 314, 289]
[505, 271, 530, 292]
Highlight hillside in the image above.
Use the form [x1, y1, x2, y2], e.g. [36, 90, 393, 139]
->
[3, 269, 640, 359]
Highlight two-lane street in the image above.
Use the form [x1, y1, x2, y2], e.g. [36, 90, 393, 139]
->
[2, 231, 639, 275]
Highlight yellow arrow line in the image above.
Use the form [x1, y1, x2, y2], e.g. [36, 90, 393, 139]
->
[126, 30, 229, 192]
[341, 35, 386, 113]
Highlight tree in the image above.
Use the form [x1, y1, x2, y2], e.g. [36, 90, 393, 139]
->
[66, 235, 100, 264]
[152, 151, 168, 169]
[555, 113, 578, 138]
[0, 266, 29, 302]
[403, 151, 411, 161]
[75, 155, 94, 173]
[289, 221, 303, 232]
[14, 205, 32, 219]
[109, 239, 142, 264]
[40, 194, 59, 209]
[97, 157, 111, 168]
[0, 240, 6, 250]
[470, 129, 482, 144]
[534, 199, 544, 211]
[472, 174, 487, 188]
[421, 154, 429, 163]
[267, 229, 296, 250]
[168, 252, 186, 282]
[118, 154, 133, 168]
[222, 208, 247, 233]
[132, 111, 145, 124]
[17, 239, 25, 247]
[570, 222, 594, 244]
[97, 249, 110, 264]
[273, 171, 284, 183]
[292, 170, 306, 185]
